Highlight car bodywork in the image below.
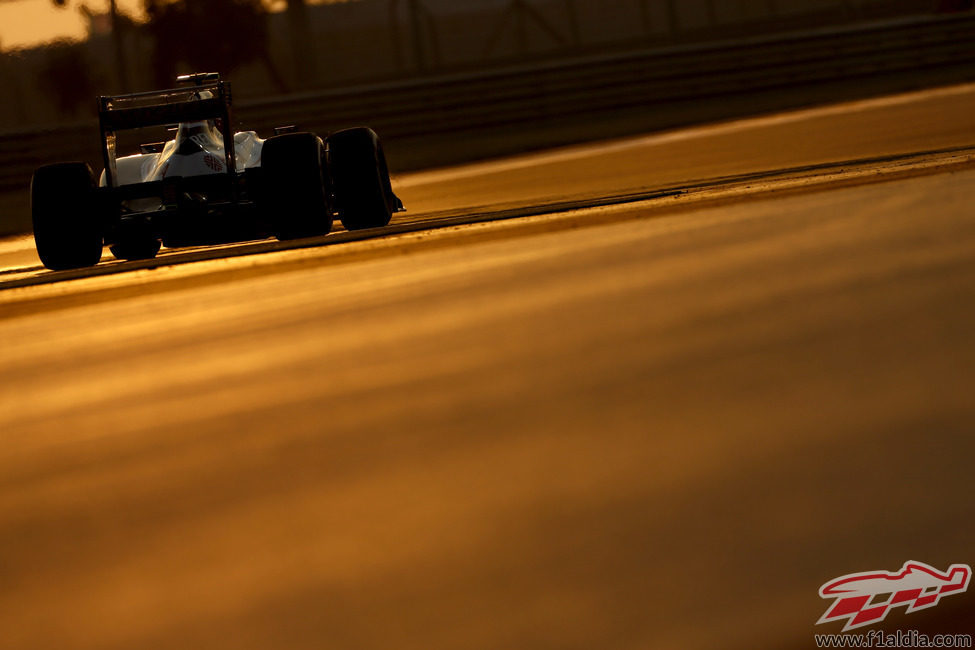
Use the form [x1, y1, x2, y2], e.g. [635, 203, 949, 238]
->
[31, 73, 403, 269]
[99, 75, 268, 247]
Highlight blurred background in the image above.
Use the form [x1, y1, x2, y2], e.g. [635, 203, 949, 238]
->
[2, 5, 975, 648]
[1, 0, 973, 234]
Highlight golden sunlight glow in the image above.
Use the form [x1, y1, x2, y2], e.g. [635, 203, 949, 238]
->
[0, 0, 348, 52]
[0, 0, 142, 50]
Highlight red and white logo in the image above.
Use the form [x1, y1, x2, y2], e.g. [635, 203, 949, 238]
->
[817, 561, 971, 631]
[203, 153, 224, 172]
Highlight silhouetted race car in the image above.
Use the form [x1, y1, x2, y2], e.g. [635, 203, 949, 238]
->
[31, 73, 404, 270]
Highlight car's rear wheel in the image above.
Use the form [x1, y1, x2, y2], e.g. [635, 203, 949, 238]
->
[31, 162, 103, 270]
[328, 127, 394, 231]
[260, 132, 332, 240]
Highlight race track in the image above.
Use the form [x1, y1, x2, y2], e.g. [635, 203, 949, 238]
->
[1, 84, 974, 649]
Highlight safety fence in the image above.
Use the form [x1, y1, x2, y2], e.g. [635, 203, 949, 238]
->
[1, 11, 974, 233]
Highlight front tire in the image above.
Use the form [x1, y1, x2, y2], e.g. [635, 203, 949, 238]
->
[328, 127, 395, 231]
[31, 163, 103, 270]
[260, 132, 332, 240]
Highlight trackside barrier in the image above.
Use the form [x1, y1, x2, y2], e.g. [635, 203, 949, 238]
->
[1, 13, 974, 217]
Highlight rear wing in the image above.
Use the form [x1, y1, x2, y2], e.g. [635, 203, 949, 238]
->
[98, 74, 236, 187]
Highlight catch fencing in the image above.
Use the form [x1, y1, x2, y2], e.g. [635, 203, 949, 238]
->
[1, 11, 974, 233]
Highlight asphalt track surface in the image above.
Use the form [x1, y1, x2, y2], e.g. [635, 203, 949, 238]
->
[1, 84, 975, 649]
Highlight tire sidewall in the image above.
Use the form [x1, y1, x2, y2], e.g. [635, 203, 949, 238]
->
[328, 127, 393, 231]
[31, 163, 103, 270]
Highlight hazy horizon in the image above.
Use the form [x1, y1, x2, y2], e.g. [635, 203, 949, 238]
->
[0, 0, 355, 51]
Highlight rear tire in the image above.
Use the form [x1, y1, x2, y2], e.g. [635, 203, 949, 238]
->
[260, 132, 332, 240]
[328, 127, 394, 231]
[31, 163, 103, 270]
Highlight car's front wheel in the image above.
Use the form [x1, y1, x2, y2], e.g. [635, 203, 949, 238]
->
[31, 162, 103, 270]
[327, 127, 395, 231]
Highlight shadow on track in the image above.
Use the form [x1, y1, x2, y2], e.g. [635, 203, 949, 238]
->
[2, 144, 973, 293]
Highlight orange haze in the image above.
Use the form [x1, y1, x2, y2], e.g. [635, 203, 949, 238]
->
[0, 0, 144, 50]
[0, 0, 305, 51]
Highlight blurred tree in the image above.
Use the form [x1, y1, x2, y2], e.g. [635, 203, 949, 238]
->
[38, 41, 100, 117]
[389, 0, 441, 72]
[286, 0, 318, 83]
[936, 0, 974, 10]
[0, 46, 30, 124]
[483, 0, 567, 59]
[144, 0, 287, 91]
[108, 0, 129, 90]
[666, 0, 679, 34]
[50, 0, 128, 90]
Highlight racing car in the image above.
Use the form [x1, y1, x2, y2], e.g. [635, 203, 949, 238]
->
[31, 72, 404, 270]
